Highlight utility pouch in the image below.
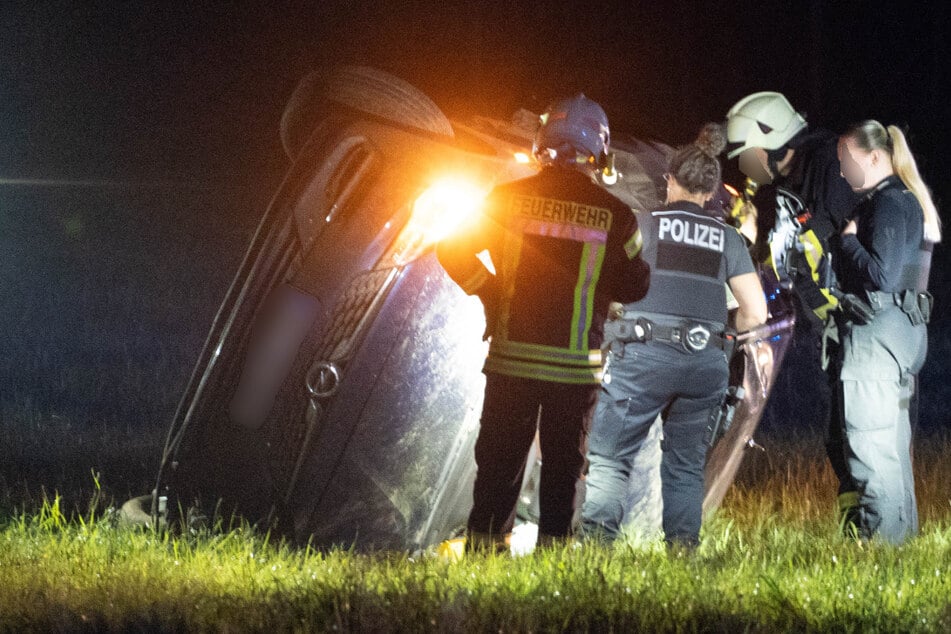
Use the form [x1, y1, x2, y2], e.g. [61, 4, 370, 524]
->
[896, 289, 931, 326]
[602, 317, 652, 359]
[917, 291, 934, 324]
[900, 289, 923, 326]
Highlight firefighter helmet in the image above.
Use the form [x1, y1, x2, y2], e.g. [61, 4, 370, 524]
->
[725, 92, 806, 159]
[533, 94, 610, 167]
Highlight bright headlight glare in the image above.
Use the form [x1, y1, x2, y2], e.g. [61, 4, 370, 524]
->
[392, 178, 488, 265]
[409, 178, 487, 244]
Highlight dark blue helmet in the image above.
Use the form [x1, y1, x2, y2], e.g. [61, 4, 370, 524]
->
[533, 94, 610, 168]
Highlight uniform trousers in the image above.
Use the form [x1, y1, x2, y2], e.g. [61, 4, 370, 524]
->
[835, 305, 927, 543]
[468, 372, 598, 539]
[581, 340, 728, 546]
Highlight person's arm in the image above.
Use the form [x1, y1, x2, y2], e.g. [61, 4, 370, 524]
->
[728, 271, 768, 331]
[435, 196, 504, 339]
[839, 197, 907, 291]
[435, 196, 497, 296]
[614, 222, 650, 304]
[606, 209, 650, 304]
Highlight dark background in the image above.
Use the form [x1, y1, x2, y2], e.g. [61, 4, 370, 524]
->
[2, 1, 950, 500]
[4, 2, 949, 187]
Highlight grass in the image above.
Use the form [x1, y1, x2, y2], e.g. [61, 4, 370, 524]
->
[1, 431, 949, 633]
[3, 188, 950, 630]
[0, 414, 163, 521]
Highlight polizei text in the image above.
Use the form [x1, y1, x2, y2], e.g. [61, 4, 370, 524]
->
[657, 217, 724, 252]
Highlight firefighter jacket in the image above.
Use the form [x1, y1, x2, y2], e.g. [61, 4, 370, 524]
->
[436, 165, 649, 384]
[625, 201, 756, 328]
[754, 129, 863, 321]
[785, 129, 862, 240]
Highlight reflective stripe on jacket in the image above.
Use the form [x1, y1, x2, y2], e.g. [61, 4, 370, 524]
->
[437, 166, 649, 384]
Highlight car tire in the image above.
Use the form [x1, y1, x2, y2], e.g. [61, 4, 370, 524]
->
[280, 65, 454, 160]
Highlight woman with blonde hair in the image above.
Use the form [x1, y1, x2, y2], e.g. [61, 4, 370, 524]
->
[834, 120, 939, 544]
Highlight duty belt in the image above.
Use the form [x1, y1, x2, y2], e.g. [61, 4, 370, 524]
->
[606, 316, 732, 353]
[865, 289, 932, 325]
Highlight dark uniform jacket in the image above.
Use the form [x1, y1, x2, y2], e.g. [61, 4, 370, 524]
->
[437, 165, 649, 384]
[624, 201, 755, 328]
[785, 128, 863, 241]
[837, 175, 928, 296]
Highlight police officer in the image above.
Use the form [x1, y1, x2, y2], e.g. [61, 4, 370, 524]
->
[725, 91, 864, 526]
[833, 120, 939, 544]
[437, 95, 650, 549]
[581, 124, 767, 548]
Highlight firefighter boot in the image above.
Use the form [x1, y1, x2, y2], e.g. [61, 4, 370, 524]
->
[464, 530, 508, 555]
[837, 491, 861, 539]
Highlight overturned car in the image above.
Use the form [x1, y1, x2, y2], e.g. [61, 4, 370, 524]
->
[147, 66, 795, 551]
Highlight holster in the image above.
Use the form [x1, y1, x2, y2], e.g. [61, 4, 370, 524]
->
[900, 289, 932, 326]
[706, 385, 746, 448]
[837, 292, 875, 325]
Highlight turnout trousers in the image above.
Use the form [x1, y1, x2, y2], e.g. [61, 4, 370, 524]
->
[467, 372, 598, 540]
[835, 306, 927, 544]
[581, 340, 728, 546]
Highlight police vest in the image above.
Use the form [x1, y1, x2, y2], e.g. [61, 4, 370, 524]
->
[626, 203, 751, 326]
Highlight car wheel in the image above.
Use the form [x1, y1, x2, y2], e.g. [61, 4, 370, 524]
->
[280, 65, 454, 160]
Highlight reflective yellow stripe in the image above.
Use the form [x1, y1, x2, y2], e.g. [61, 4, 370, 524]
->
[484, 357, 603, 384]
[571, 242, 605, 350]
[490, 340, 601, 366]
[624, 227, 643, 259]
[457, 266, 490, 295]
[798, 229, 824, 282]
[797, 229, 839, 318]
[814, 288, 839, 320]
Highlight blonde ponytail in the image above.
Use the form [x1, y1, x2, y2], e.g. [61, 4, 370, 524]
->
[887, 125, 941, 242]
[845, 120, 941, 243]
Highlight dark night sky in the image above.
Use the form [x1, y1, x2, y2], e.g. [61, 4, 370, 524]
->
[3, 1, 949, 188]
[2, 1, 951, 431]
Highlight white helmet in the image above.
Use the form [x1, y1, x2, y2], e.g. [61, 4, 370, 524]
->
[725, 92, 806, 159]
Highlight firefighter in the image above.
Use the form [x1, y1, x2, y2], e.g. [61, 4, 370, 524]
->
[725, 91, 864, 528]
[832, 120, 939, 543]
[436, 94, 650, 549]
[580, 124, 768, 548]
[725, 91, 862, 310]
